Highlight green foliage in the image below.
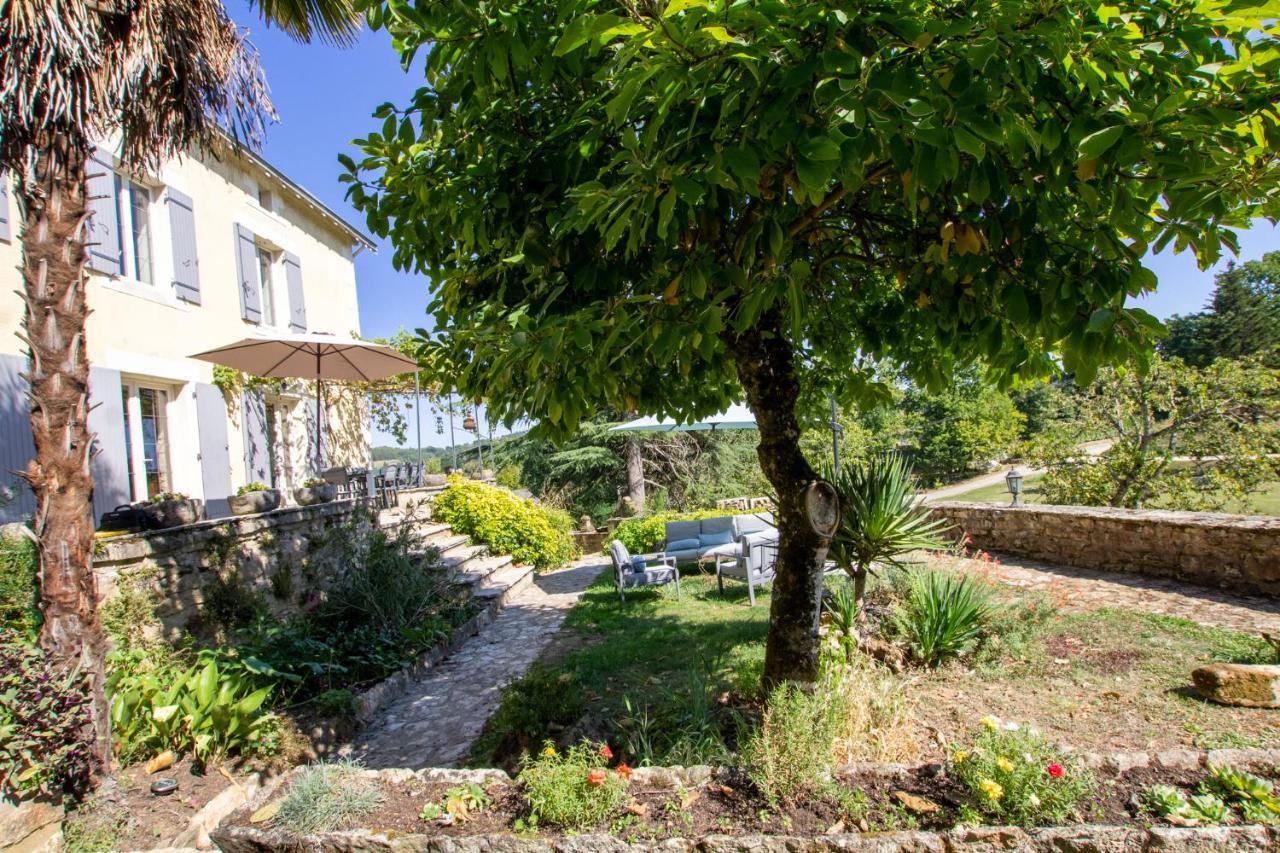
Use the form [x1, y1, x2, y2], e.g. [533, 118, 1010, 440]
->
[744, 681, 840, 806]
[951, 721, 1095, 825]
[420, 782, 492, 823]
[149, 491, 189, 503]
[1028, 354, 1280, 511]
[0, 634, 93, 797]
[894, 571, 994, 666]
[903, 376, 1025, 484]
[615, 668, 734, 768]
[822, 578, 860, 662]
[323, 523, 453, 639]
[311, 688, 358, 719]
[107, 648, 276, 766]
[301, 477, 327, 488]
[0, 531, 39, 639]
[518, 740, 629, 830]
[432, 477, 573, 569]
[826, 453, 950, 602]
[275, 760, 384, 835]
[495, 464, 522, 490]
[610, 508, 735, 555]
[236, 481, 270, 495]
[469, 664, 587, 767]
[1162, 252, 1280, 368]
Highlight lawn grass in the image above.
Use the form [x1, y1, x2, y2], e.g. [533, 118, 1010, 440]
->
[473, 560, 1280, 771]
[469, 571, 771, 769]
[950, 472, 1280, 516]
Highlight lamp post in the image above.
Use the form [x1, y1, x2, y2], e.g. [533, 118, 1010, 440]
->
[1005, 467, 1025, 507]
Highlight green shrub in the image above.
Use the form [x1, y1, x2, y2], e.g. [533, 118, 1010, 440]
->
[743, 681, 840, 805]
[432, 477, 573, 569]
[108, 648, 276, 766]
[519, 740, 629, 829]
[0, 634, 94, 797]
[610, 509, 735, 555]
[275, 760, 384, 835]
[894, 570, 994, 666]
[950, 719, 1095, 825]
[424, 456, 443, 475]
[1145, 765, 1280, 826]
[495, 464, 523, 490]
[0, 531, 39, 638]
[470, 664, 586, 768]
[236, 482, 270, 495]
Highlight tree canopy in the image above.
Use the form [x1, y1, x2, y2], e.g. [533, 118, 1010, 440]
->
[347, 0, 1280, 683]
[1162, 251, 1280, 367]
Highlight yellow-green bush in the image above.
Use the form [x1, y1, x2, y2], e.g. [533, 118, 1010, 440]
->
[609, 509, 736, 555]
[432, 478, 573, 570]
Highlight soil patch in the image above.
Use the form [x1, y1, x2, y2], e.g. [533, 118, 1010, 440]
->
[1043, 633, 1145, 675]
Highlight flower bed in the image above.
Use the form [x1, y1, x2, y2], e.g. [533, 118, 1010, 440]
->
[213, 750, 1280, 851]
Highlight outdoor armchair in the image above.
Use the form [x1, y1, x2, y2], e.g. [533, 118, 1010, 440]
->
[607, 540, 681, 603]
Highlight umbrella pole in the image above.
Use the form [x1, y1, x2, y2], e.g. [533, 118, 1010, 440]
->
[316, 351, 323, 476]
[414, 372, 423, 485]
[448, 389, 458, 471]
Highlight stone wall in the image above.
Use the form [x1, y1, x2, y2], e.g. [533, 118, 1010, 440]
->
[93, 500, 377, 639]
[929, 502, 1280, 596]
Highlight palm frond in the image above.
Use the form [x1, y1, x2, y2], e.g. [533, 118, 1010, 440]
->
[249, 0, 362, 47]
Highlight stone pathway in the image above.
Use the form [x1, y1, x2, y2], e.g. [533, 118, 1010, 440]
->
[930, 552, 1280, 635]
[348, 559, 605, 769]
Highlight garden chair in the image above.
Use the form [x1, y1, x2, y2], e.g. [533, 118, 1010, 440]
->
[714, 537, 778, 607]
[375, 464, 400, 509]
[607, 540, 681, 603]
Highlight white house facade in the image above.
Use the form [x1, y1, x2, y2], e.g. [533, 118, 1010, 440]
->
[0, 140, 375, 523]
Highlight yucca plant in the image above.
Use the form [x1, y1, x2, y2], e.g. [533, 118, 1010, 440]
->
[822, 578, 860, 661]
[895, 571, 994, 667]
[825, 454, 951, 612]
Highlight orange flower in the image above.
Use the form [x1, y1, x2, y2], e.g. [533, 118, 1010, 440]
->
[616, 763, 633, 780]
[587, 769, 607, 786]
[599, 744, 614, 761]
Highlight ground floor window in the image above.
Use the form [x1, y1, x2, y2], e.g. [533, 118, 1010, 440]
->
[122, 382, 173, 500]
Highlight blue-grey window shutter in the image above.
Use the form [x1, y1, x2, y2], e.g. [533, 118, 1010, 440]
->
[234, 224, 262, 323]
[0, 173, 11, 243]
[241, 389, 271, 484]
[87, 367, 131, 520]
[0, 354, 36, 523]
[85, 148, 124, 275]
[166, 188, 200, 303]
[283, 252, 306, 332]
[195, 383, 232, 518]
[305, 395, 326, 472]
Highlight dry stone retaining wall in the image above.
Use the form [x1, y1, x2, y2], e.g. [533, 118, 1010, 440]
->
[92, 501, 391, 639]
[929, 502, 1280, 596]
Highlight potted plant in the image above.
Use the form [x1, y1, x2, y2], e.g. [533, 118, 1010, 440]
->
[227, 482, 281, 516]
[294, 477, 337, 506]
[139, 492, 200, 529]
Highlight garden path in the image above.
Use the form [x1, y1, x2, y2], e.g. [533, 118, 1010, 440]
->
[347, 559, 606, 769]
[930, 552, 1280, 635]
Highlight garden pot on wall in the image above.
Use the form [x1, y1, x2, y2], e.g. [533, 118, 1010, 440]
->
[294, 484, 337, 506]
[471, 469, 494, 481]
[227, 490, 282, 516]
[140, 499, 202, 530]
[422, 473, 448, 487]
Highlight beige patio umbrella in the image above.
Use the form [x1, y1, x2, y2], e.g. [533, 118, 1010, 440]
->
[190, 330, 419, 474]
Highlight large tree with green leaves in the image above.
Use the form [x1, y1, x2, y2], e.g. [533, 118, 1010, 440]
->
[1162, 251, 1280, 367]
[348, 0, 1280, 685]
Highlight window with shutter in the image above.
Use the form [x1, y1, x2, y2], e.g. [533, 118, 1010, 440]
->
[85, 148, 124, 274]
[284, 252, 306, 332]
[166, 188, 200, 303]
[234, 224, 263, 323]
[0, 173, 11, 243]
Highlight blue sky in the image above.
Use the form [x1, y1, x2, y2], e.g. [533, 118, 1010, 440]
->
[225, 10, 1278, 446]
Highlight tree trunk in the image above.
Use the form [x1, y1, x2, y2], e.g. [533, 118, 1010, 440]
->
[18, 131, 111, 768]
[624, 437, 645, 513]
[732, 309, 831, 687]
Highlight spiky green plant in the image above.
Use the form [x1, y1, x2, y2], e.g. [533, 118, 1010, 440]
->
[825, 454, 951, 611]
[823, 578, 860, 662]
[894, 571, 994, 667]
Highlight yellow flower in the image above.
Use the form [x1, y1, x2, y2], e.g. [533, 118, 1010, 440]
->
[980, 715, 1000, 732]
[996, 756, 1015, 773]
[541, 746, 556, 758]
[951, 750, 970, 764]
[979, 779, 1004, 802]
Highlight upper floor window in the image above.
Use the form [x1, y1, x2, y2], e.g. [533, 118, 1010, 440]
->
[257, 245, 278, 327]
[122, 178, 154, 285]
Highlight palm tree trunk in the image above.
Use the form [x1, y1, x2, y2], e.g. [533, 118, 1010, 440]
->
[733, 308, 833, 687]
[18, 130, 110, 767]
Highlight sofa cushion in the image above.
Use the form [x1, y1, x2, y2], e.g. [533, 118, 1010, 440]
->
[665, 520, 701, 543]
[699, 529, 734, 548]
[666, 537, 701, 553]
[735, 513, 776, 536]
[700, 516, 735, 537]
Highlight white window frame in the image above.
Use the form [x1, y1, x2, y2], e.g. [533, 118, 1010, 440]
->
[122, 379, 177, 501]
[253, 241, 292, 330]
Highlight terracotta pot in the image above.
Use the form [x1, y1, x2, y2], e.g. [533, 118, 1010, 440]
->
[422, 473, 448, 487]
[462, 416, 477, 431]
[470, 469, 494, 480]
[294, 484, 337, 506]
[227, 489, 282, 516]
[140, 499, 201, 530]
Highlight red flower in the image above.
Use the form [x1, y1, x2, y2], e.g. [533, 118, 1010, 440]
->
[616, 763, 633, 780]
[1046, 763, 1065, 779]
[587, 769, 607, 786]
[599, 744, 614, 760]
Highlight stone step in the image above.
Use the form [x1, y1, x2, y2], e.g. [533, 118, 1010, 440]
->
[442, 543, 489, 571]
[454, 553, 515, 588]
[415, 523, 453, 539]
[423, 533, 471, 556]
[474, 564, 535, 606]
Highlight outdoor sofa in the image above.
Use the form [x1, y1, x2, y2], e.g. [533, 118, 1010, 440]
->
[660, 512, 777, 564]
